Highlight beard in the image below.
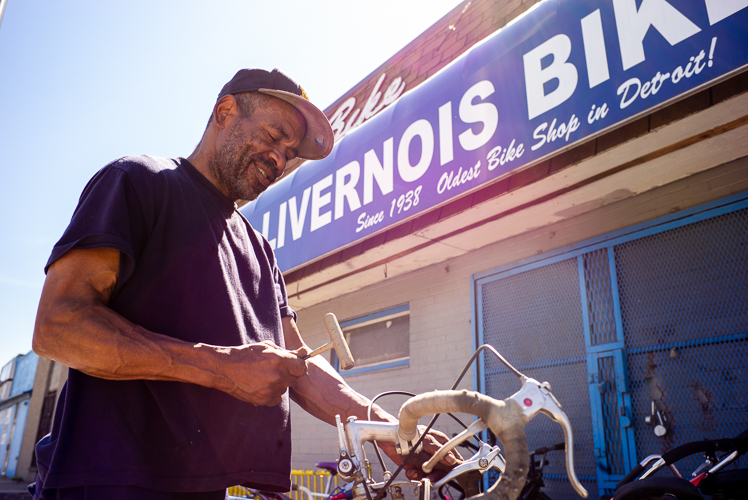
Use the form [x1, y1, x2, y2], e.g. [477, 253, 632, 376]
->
[207, 123, 280, 202]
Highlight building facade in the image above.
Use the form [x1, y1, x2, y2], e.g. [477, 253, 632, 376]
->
[239, 1, 748, 498]
[0, 352, 67, 482]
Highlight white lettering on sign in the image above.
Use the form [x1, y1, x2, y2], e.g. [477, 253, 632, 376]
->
[616, 42, 711, 109]
[398, 119, 434, 183]
[524, 34, 579, 120]
[328, 73, 406, 141]
[521, 0, 729, 118]
[704, 0, 748, 25]
[310, 174, 333, 232]
[458, 81, 499, 151]
[262, 202, 290, 250]
[335, 161, 362, 220]
[276, 202, 287, 248]
[612, 0, 701, 71]
[389, 186, 423, 217]
[356, 211, 385, 233]
[531, 114, 580, 151]
[439, 101, 454, 165]
[288, 188, 311, 241]
[363, 138, 394, 205]
[486, 139, 524, 171]
[580, 10, 610, 88]
[259, 79, 502, 241]
[261, 211, 274, 249]
[437, 162, 481, 195]
[587, 102, 609, 124]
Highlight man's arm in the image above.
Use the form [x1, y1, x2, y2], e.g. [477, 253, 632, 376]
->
[283, 317, 458, 477]
[33, 247, 306, 407]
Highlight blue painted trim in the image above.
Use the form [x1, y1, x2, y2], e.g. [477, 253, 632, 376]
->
[608, 248, 626, 345]
[339, 304, 409, 328]
[586, 342, 625, 354]
[578, 256, 593, 349]
[474, 250, 579, 286]
[587, 351, 610, 488]
[472, 191, 748, 284]
[470, 274, 480, 394]
[340, 358, 409, 377]
[612, 349, 637, 471]
[626, 331, 747, 355]
[484, 356, 586, 376]
[476, 278, 486, 395]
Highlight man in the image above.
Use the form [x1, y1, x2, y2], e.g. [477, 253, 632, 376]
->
[31, 68, 454, 500]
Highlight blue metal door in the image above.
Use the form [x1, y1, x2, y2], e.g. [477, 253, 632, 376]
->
[473, 192, 748, 499]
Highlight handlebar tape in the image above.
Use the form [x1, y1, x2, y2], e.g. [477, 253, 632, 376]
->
[661, 438, 740, 464]
[398, 390, 530, 500]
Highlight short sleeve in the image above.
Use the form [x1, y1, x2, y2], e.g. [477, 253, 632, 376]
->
[273, 261, 296, 322]
[46, 163, 147, 285]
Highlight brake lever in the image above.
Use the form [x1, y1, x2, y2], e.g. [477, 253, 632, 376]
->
[432, 442, 505, 489]
[510, 378, 588, 498]
[422, 419, 487, 473]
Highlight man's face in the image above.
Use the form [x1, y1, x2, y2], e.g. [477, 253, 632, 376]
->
[209, 98, 306, 202]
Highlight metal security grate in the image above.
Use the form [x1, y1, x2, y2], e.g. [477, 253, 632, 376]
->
[597, 355, 625, 476]
[475, 194, 748, 497]
[615, 208, 748, 471]
[480, 258, 596, 499]
[583, 249, 618, 347]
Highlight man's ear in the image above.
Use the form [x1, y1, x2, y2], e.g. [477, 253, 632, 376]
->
[213, 95, 239, 130]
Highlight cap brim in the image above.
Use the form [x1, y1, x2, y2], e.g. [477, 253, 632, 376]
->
[258, 89, 334, 161]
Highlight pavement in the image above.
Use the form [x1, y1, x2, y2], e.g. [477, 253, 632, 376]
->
[0, 475, 29, 499]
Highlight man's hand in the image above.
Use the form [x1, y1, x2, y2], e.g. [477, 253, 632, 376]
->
[207, 340, 307, 407]
[377, 427, 462, 482]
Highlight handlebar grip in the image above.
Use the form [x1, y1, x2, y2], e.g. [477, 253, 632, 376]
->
[661, 438, 738, 465]
[398, 390, 529, 500]
[615, 464, 644, 489]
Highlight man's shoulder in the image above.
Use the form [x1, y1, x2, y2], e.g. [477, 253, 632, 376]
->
[105, 155, 178, 177]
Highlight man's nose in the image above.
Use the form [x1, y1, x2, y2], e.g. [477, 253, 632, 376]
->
[268, 149, 286, 176]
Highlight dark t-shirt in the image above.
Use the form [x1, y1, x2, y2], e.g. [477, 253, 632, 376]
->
[36, 156, 295, 493]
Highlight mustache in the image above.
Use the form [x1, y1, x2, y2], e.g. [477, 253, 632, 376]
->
[254, 154, 280, 180]
[237, 149, 280, 181]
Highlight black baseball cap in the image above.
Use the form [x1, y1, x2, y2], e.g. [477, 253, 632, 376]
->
[217, 68, 334, 161]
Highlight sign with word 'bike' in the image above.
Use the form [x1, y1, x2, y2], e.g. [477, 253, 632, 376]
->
[241, 0, 748, 272]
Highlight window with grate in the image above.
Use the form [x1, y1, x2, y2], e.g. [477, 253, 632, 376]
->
[333, 305, 410, 375]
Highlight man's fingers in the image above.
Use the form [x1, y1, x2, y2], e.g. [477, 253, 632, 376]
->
[422, 433, 458, 465]
[261, 342, 308, 378]
[285, 354, 308, 377]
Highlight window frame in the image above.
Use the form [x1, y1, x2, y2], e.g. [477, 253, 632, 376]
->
[332, 304, 410, 376]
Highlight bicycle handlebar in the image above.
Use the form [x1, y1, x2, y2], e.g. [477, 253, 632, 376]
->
[397, 388, 587, 500]
[334, 345, 588, 500]
[398, 390, 529, 500]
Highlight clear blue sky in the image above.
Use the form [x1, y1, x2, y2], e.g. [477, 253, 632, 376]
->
[0, 0, 462, 365]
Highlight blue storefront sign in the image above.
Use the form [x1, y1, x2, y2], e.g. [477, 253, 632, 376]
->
[241, 0, 748, 272]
